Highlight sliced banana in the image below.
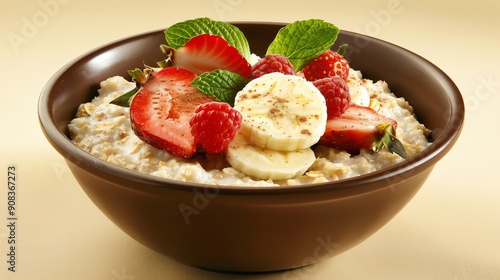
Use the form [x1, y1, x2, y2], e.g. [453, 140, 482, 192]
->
[368, 98, 381, 111]
[226, 132, 316, 181]
[347, 79, 370, 107]
[233, 73, 327, 151]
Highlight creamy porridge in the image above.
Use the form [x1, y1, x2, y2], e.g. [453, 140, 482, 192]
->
[68, 69, 431, 187]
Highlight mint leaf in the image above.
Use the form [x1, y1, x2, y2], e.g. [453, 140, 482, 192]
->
[191, 70, 248, 104]
[266, 19, 339, 71]
[165, 17, 251, 61]
[110, 87, 138, 107]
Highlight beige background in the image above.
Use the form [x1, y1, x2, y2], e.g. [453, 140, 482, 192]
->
[1, 0, 499, 279]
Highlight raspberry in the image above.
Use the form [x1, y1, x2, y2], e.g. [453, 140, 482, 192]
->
[189, 102, 242, 154]
[251, 54, 295, 79]
[313, 76, 351, 119]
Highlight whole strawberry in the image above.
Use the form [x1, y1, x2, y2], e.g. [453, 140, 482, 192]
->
[313, 76, 351, 119]
[302, 45, 350, 81]
[251, 54, 295, 79]
[190, 102, 242, 154]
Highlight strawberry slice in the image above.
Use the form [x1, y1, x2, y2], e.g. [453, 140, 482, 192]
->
[318, 105, 407, 158]
[130, 67, 213, 158]
[169, 34, 252, 78]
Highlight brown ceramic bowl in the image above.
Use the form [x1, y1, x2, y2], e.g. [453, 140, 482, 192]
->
[38, 22, 464, 272]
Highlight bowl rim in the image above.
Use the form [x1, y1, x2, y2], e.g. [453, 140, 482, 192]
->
[38, 22, 465, 195]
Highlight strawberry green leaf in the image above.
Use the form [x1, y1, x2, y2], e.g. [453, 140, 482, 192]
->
[110, 87, 138, 107]
[375, 124, 408, 159]
[191, 69, 248, 104]
[128, 68, 149, 84]
[337, 44, 348, 56]
[165, 17, 251, 62]
[266, 19, 339, 72]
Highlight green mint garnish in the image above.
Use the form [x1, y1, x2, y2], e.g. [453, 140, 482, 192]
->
[110, 87, 138, 107]
[165, 17, 251, 61]
[266, 19, 339, 72]
[191, 69, 248, 104]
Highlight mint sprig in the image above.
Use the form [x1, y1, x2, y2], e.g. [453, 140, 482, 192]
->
[266, 19, 339, 72]
[165, 17, 251, 61]
[191, 70, 248, 104]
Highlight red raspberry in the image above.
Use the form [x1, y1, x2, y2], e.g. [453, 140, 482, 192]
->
[189, 102, 242, 154]
[313, 76, 351, 119]
[251, 54, 295, 79]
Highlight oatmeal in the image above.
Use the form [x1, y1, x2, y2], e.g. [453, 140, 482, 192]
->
[68, 70, 431, 186]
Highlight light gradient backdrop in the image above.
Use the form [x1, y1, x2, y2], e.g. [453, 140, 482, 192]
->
[1, 0, 499, 279]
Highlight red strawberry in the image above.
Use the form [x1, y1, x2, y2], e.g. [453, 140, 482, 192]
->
[302, 48, 350, 81]
[130, 67, 213, 158]
[169, 34, 252, 78]
[250, 54, 295, 79]
[318, 105, 407, 158]
[189, 102, 242, 154]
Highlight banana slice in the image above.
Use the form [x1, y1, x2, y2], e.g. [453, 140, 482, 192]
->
[233, 73, 327, 151]
[347, 79, 370, 107]
[226, 132, 316, 181]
